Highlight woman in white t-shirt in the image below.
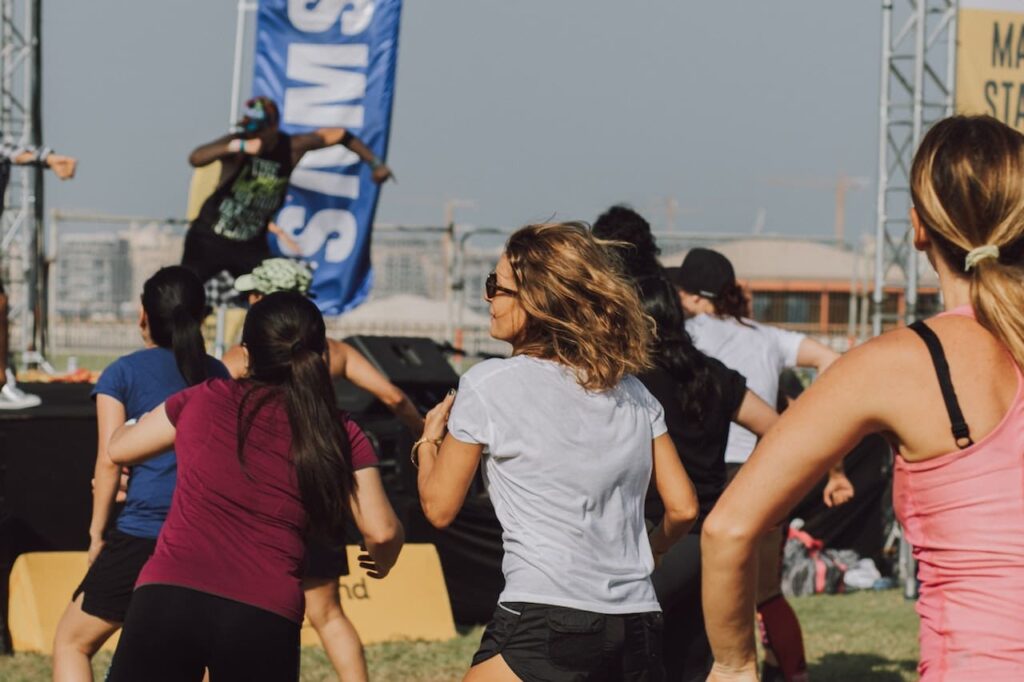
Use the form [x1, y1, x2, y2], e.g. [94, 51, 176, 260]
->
[668, 249, 848, 682]
[417, 222, 699, 682]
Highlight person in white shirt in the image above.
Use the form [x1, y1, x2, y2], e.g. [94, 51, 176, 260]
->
[667, 248, 852, 682]
[417, 222, 699, 682]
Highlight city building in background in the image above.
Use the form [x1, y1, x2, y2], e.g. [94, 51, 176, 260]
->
[51, 220, 184, 320]
[53, 233, 131, 319]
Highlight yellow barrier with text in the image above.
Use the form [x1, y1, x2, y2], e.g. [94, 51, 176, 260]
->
[9, 544, 455, 654]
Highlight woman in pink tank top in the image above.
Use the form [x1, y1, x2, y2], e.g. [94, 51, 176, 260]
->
[700, 115, 1024, 682]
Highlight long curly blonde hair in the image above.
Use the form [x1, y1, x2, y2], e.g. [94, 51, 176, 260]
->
[503, 222, 655, 391]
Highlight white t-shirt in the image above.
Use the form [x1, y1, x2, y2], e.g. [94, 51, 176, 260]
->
[447, 355, 667, 614]
[685, 314, 805, 464]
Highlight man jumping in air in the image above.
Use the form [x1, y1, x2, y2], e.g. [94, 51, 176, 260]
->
[182, 96, 392, 284]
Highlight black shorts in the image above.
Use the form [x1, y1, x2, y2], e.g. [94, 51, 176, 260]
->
[73, 528, 157, 622]
[472, 602, 665, 682]
[181, 226, 270, 284]
[303, 539, 350, 581]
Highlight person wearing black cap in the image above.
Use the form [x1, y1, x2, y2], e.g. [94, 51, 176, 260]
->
[668, 248, 852, 682]
[181, 96, 393, 285]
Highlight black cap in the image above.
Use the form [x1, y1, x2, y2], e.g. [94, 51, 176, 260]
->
[667, 248, 736, 298]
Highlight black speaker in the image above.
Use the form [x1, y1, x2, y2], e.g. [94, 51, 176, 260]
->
[0, 383, 97, 652]
[335, 336, 459, 416]
[333, 336, 459, 496]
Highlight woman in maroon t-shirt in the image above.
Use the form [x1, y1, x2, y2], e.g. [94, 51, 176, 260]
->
[102, 292, 404, 682]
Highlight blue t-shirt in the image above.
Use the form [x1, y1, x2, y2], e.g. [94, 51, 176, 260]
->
[92, 347, 229, 539]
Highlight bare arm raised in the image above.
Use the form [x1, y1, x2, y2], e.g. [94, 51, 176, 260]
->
[291, 129, 393, 184]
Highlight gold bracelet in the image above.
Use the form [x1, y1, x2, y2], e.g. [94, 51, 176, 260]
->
[410, 437, 442, 470]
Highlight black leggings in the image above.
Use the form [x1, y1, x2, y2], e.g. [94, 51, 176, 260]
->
[650, 533, 711, 682]
[106, 584, 300, 682]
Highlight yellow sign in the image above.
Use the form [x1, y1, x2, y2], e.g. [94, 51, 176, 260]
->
[957, 2, 1024, 132]
[300, 545, 457, 646]
[9, 545, 456, 654]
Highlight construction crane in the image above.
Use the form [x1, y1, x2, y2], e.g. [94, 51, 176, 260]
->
[761, 173, 869, 244]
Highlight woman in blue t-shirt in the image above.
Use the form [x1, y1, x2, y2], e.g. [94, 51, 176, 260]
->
[52, 266, 228, 681]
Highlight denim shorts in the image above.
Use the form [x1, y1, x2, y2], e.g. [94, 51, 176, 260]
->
[471, 601, 665, 681]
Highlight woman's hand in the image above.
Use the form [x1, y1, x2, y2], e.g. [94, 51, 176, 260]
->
[423, 389, 456, 442]
[823, 469, 855, 508]
[357, 543, 390, 580]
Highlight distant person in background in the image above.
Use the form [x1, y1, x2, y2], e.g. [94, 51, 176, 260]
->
[418, 222, 698, 681]
[669, 248, 852, 682]
[52, 267, 227, 682]
[104, 292, 403, 682]
[592, 206, 782, 681]
[636, 274, 779, 682]
[592, 204, 664, 278]
[222, 258, 420, 682]
[703, 114, 1024, 682]
[181, 96, 393, 285]
[0, 139, 77, 409]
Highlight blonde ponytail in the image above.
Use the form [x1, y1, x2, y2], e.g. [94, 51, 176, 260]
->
[911, 115, 1024, 368]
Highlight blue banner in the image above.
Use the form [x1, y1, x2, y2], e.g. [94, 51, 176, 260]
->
[253, 0, 402, 314]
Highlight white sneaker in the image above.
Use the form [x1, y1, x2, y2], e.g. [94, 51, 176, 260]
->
[0, 382, 42, 409]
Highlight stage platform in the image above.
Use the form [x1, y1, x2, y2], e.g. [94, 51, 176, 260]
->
[0, 382, 505, 652]
[0, 382, 95, 421]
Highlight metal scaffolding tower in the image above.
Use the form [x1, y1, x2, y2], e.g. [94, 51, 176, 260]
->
[874, 0, 958, 601]
[0, 0, 43, 362]
[873, 0, 957, 335]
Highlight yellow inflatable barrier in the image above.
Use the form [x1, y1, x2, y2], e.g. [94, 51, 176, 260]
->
[9, 544, 455, 654]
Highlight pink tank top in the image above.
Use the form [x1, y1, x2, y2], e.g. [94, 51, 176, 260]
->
[893, 307, 1024, 681]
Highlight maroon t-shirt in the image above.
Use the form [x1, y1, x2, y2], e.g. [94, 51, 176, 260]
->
[136, 378, 377, 623]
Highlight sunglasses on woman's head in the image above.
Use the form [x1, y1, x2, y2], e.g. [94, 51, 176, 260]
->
[485, 272, 518, 300]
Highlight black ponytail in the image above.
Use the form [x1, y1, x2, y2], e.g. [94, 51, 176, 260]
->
[142, 266, 208, 387]
[637, 275, 721, 421]
[238, 292, 356, 538]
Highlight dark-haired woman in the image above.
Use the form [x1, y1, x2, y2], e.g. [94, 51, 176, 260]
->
[669, 249, 849, 682]
[52, 267, 227, 681]
[101, 292, 403, 682]
[632, 275, 778, 682]
[418, 223, 699, 681]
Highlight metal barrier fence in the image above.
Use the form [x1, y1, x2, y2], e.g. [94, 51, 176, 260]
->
[12, 210, 899, 366]
[33, 213, 511, 363]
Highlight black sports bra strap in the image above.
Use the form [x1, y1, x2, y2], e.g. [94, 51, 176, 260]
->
[908, 320, 974, 449]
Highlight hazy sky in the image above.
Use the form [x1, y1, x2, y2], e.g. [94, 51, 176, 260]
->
[42, 1, 881, 240]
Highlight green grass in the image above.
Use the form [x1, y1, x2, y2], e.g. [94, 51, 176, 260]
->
[43, 353, 119, 373]
[0, 591, 918, 681]
[793, 590, 919, 681]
